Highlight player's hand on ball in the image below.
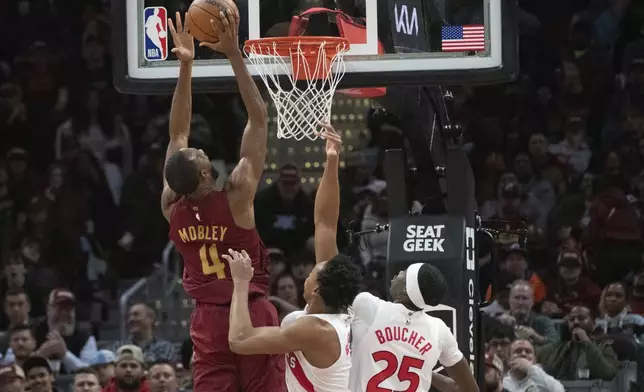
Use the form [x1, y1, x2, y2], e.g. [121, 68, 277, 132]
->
[168, 12, 195, 62]
[318, 122, 342, 157]
[223, 248, 254, 282]
[199, 10, 240, 57]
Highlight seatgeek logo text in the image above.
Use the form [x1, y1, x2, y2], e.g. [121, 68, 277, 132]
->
[403, 224, 445, 252]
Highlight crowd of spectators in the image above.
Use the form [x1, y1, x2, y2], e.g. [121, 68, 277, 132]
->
[1, 0, 644, 391]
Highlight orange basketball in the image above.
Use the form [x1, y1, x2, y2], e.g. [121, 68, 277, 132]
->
[186, 0, 239, 43]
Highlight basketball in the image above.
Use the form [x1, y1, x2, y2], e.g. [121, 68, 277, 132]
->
[186, 0, 239, 43]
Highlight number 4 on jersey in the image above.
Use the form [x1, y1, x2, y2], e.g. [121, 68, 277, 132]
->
[199, 244, 226, 279]
[367, 351, 425, 392]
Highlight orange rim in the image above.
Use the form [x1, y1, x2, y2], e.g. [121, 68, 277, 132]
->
[243, 36, 350, 57]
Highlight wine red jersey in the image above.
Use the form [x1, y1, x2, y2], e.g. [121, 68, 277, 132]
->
[169, 190, 270, 304]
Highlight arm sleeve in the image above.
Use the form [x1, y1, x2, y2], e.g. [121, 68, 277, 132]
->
[62, 351, 89, 371]
[351, 292, 381, 327]
[585, 343, 619, 380]
[438, 321, 463, 367]
[527, 365, 565, 392]
[80, 336, 98, 362]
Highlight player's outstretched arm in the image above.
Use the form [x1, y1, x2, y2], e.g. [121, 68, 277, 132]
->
[314, 123, 342, 264]
[161, 12, 195, 220]
[224, 249, 321, 355]
[200, 12, 267, 202]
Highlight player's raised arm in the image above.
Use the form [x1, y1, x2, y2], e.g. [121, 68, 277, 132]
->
[223, 249, 323, 355]
[314, 123, 342, 263]
[161, 12, 195, 220]
[200, 11, 268, 201]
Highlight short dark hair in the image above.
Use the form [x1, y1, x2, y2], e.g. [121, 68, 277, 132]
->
[316, 254, 362, 313]
[74, 367, 99, 377]
[9, 325, 33, 338]
[164, 150, 199, 195]
[149, 360, 176, 373]
[417, 263, 449, 307]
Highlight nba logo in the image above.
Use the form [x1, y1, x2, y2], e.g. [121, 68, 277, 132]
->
[143, 7, 168, 61]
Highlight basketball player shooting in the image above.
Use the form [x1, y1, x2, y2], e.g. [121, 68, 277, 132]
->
[310, 123, 480, 392]
[225, 126, 363, 392]
[162, 11, 284, 392]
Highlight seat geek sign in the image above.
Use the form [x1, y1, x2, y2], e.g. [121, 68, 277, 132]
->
[387, 215, 465, 262]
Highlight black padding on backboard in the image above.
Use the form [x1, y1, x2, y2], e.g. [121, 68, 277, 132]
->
[383, 149, 407, 219]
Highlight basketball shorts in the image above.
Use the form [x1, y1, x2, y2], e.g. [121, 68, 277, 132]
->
[190, 297, 286, 392]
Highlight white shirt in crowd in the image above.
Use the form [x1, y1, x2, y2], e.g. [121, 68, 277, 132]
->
[503, 364, 565, 392]
[281, 311, 352, 392]
[349, 292, 463, 392]
[2, 335, 97, 372]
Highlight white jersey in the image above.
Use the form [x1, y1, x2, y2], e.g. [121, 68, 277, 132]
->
[282, 311, 352, 392]
[349, 292, 463, 392]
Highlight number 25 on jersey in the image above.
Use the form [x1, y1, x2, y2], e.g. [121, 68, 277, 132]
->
[199, 244, 226, 279]
[367, 351, 425, 392]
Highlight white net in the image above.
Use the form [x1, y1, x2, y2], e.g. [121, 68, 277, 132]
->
[244, 39, 349, 141]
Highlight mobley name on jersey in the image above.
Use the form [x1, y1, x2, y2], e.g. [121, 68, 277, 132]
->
[403, 224, 446, 252]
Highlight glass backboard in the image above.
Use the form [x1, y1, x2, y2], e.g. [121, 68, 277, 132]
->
[113, 0, 518, 94]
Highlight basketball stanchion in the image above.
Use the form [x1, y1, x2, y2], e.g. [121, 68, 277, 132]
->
[243, 37, 350, 141]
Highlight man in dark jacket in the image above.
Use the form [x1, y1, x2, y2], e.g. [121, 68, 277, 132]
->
[538, 305, 619, 381]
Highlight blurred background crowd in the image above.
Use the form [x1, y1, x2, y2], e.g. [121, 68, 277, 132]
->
[0, 0, 644, 391]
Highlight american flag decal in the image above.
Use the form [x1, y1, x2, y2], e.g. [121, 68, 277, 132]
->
[441, 25, 485, 52]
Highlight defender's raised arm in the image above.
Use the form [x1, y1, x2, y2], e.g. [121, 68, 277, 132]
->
[162, 12, 195, 220]
[314, 124, 342, 263]
[201, 11, 268, 201]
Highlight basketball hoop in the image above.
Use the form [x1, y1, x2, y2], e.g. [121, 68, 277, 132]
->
[243, 37, 350, 141]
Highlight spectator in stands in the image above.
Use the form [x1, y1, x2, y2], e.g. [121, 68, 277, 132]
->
[268, 273, 301, 321]
[117, 145, 168, 278]
[22, 356, 55, 392]
[0, 289, 33, 353]
[0, 254, 44, 318]
[631, 271, 644, 314]
[266, 248, 288, 285]
[497, 281, 559, 345]
[6, 148, 41, 214]
[484, 353, 508, 392]
[254, 163, 314, 257]
[73, 368, 101, 392]
[28, 289, 97, 374]
[527, 132, 566, 196]
[2, 325, 37, 367]
[0, 363, 26, 392]
[548, 116, 592, 180]
[104, 345, 148, 392]
[108, 303, 175, 362]
[2, 289, 33, 329]
[583, 173, 642, 286]
[482, 279, 513, 317]
[513, 152, 555, 231]
[148, 361, 178, 392]
[503, 339, 564, 391]
[595, 281, 644, 342]
[89, 350, 115, 388]
[486, 334, 513, 369]
[538, 305, 619, 380]
[541, 250, 601, 317]
[485, 245, 547, 304]
[289, 251, 315, 305]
